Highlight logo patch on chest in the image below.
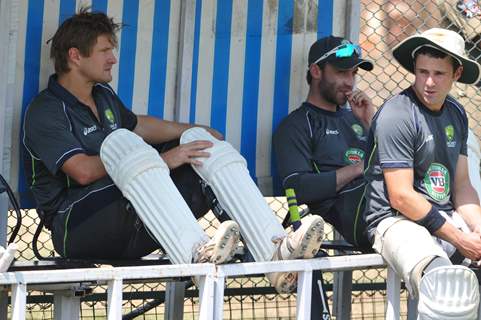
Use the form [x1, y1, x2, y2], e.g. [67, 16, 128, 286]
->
[104, 108, 118, 130]
[344, 148, 365, 164]
[105, 109, 115, 124]
[351, 124, 364, 139]
[424, 163, 450, 201]
[445, 125, 456, 148]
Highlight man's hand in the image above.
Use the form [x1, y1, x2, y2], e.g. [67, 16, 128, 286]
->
[347, 90, 374, 128]
[161, 140, 213, 169]
[456, 231, 481, 261]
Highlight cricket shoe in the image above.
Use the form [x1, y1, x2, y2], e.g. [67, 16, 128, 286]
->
[266, 215, 324, 293]
[193, 220, 240, 264]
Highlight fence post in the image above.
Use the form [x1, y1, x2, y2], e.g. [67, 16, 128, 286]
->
[198, 271, 215, 320]
[107, 278, 123, 320]
[53, 293, 81, 320]
[164, 281, 186, 320]
[297, 269, 313, 320]
[11, 283, 26, 320]
[386, 265, 401, 320]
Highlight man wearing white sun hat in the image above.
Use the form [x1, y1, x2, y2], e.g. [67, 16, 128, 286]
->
[362, 28, 481, 319]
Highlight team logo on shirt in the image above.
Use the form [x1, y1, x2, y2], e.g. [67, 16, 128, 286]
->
[445, 125, 456, 148]
[105, 109, 115, 124]
[344, 148, 365, 164]
[424, 163, 450, 201]
[351, 124, 364, 140]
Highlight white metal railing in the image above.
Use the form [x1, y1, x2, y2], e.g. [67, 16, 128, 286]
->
[0, 254, 401, 320]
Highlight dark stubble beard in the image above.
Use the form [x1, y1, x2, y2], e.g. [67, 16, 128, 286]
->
[318, 79, 348, 106]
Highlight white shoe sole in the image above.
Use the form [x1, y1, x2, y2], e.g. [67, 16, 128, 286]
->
[268, 216, 324, 294]
[210, 221, 240, 264]
[287, 215, 324, 259]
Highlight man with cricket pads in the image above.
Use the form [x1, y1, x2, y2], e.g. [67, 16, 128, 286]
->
[363, 28, 481, 318]
[23, 9, 324, 294]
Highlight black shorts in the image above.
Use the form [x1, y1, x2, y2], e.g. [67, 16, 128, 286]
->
[51, 154, 209, 259]
[308, 181, 370, 252]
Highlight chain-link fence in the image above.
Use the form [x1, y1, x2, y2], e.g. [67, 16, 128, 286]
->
[359, 0, 481, 136]
[7, 0, 481, 319]
[8, 202, 403, 319]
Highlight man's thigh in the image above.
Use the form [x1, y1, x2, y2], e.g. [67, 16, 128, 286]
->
[373, 217, 449, 293]
[52, 179, 158, 259]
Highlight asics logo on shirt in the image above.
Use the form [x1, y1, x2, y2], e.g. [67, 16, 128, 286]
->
[325, 129, 339, 135]
[83, 125, 98, 136]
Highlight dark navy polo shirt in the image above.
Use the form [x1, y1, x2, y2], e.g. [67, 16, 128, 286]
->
[273, 102, 367, 206]
[23, 74, 137, 216]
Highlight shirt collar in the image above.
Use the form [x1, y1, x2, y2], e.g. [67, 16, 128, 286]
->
[47, 74, 81, 107]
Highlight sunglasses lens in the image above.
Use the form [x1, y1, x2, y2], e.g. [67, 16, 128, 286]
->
[335, 44, 361, 58]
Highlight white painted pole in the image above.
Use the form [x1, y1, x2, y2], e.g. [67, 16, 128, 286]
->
[386, 266, 401, 320]
[11, 283, 26, 320]
[107, 278, 123, 320]
[296, 270, 313, 320]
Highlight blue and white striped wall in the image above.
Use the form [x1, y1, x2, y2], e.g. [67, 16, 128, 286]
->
[2, 0, 355, 204]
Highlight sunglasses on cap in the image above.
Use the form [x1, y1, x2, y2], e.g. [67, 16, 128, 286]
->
[311, 43, 362, 66]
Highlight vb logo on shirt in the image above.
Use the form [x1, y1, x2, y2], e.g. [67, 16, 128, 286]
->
[424, 163, 450, 201]
[344, 148, 364, 164]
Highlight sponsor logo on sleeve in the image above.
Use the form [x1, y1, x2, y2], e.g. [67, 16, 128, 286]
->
[344, 148, 365, 164]
[445, 125, 456, 148]
[424, 163, 450, 201]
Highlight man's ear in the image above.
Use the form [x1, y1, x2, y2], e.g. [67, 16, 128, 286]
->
[454, 65, 463, 82]
[309, 64, 322, 81]
[68, 47, 81, 67]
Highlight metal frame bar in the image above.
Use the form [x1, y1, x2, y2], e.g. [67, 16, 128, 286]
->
[0, 253, 402, 320]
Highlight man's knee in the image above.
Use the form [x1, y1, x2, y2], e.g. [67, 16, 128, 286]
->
[373, 217, 449, 296]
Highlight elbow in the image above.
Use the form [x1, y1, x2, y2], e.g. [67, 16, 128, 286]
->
[388, 191, 411, 212]
[72, 170, 96, 186]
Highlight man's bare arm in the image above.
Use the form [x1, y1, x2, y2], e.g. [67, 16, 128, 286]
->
[453, 155, 481, 232]
[384, 167, 481, 260]
[133, 115, 222, 144]
[61, 154, 107, 185]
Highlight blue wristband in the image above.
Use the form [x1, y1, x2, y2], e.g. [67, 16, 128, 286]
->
[415, 206, 446, 234]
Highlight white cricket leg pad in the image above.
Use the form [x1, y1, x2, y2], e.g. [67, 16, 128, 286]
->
[468, 129, 481, 200]
[417, 265, 479, 320]
[373, 217, 448, 296]
[435, 211, 471, 264]
[180, 127, 286, 262]
[100, 129, 208, 264]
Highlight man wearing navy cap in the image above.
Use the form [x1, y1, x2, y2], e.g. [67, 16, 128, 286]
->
[273, 36, 374, 249]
